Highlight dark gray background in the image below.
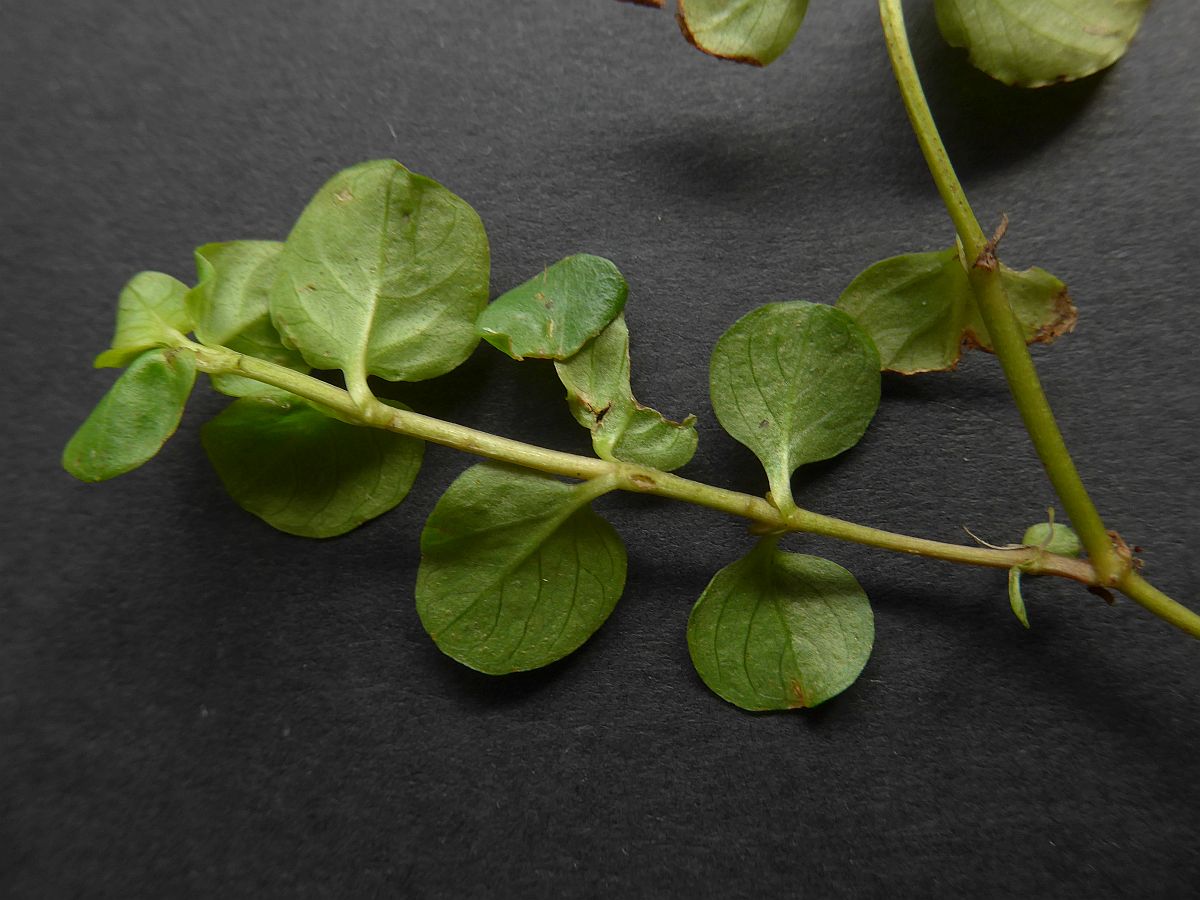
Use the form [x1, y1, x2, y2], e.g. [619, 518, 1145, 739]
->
[3, 1, 1198, 896]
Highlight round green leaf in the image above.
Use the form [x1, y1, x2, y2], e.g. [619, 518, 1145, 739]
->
[478, 254, 628, 360]
[935, 0, 1149, 87]
[188, 241, 309, 397]
[688, 541, 874, 710]
[1022, 521, 1083, 557]
[556, 316, 698, 471]
[201, 394, 423, 538]
[94, 272, 192, 369]
[416, 464, 626, 674]
[709, 302, 880, 503]
[837, 248, 1077, 374]
[677, 0, 810, 67]
[269, 159, 489, 393]
[64, 348, 197, 482]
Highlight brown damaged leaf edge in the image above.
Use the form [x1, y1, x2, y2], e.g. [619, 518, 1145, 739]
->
[617, 0, 665, 7]
[676, 4, 767, 67]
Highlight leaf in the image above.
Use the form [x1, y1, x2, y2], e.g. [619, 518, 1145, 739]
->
[836, 247, 1077, 374]
[269, 159, 489, 400]
[935, 0, 1150, 87]
[687, 539, 873, 710]
[677, 0, 810, 67]
[201, 394, 423, 538]
[1008, 567, 1031, 629]
[709, 302, 880, 504]
[188, 241, 309, 397]
[94, 272, 193, 368]
[477, 254, 628, 360]
[64, 348, 196, 482]
[555, 315, 698, 471]
[416, 464, 626, 674]
[1022, 521, 1083, 557]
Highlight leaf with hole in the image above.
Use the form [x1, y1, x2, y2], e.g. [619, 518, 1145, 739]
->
[688, 539, 874, 710]
[709, 301, 879, 505]
[555, 315, 698, 471]
[94, 272, 193, 369]
[836, 247, 1076, 374]
[416, 464, 626, 674]
[677, 0, 810, 66]
[201, 394, 423, 538]
[64, 348, 196, 482]
[269, 159, 489, 401]
[935, 0, 1150, 87]
[478, 254, 627, 360]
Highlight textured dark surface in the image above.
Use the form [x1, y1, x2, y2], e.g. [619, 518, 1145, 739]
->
[3, 1, 1198, 896]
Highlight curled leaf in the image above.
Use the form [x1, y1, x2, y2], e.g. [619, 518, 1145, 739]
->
[94, 272, 193, 369]
[688, 539, 874, 710]
[64, 348, 196, 482]
[556, 315, 698, 471]
[478, 254, 627, 360]
[677, 0, 810, 67]
[935, 0, 1150, 87]
[416, 464, 626, 674]
[269, 159, 489, 400]
[836, 247, 1076, 374]
[1008, 567, 1031, 629]
[188, 241, 309, 397]
[201, 394, 423, 538]
[709, 302, 879, 505]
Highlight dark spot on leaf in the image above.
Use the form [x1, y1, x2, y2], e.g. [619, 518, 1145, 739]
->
[758, 419, 770, 429]
[789, 680, 809, 708]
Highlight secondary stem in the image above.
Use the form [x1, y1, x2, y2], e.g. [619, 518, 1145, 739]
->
[188, 343, 1096, 581]
[877, 0, 1122, 584]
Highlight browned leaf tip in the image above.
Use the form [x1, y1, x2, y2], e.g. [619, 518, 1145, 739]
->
[676, 6, 766, 66]
[1028, 285, 1079, 345]
[616, 0, 666, 7]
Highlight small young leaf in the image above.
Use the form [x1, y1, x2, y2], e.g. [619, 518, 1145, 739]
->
[1007, 567, 1031, 629]
[687, 540, 873, 710]
[935, 0, 1149, 87]
[1022, 521, 1083, 557]
[709, 302, 880, 504]
[555, 315, 698, 471]
[478, 254, 628, 360]
[188, 241, 309, 397]
[94, 272, 192, 368]
[836, 248, 1076, 374]
[270, 159, 489, 399]
[201, 394, 423, 538]
[416, 464, 626, 674]
[677, 0, 810, 67]
[64, 348, 196, 482]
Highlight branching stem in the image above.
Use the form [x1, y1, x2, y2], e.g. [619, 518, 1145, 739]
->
[877, 0, 1122, 582]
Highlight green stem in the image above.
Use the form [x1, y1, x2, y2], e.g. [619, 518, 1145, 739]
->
[189, 341, 1200, 639]
[188, 343, 1094, 583]
[877, 0, 1121, 584]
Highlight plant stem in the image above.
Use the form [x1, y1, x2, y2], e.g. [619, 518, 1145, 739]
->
[876, 0, 1122, 584]
[188, 344, 1095, 578]
[188, 342, 1200, 639]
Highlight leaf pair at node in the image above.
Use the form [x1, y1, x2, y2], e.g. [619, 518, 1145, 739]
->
[623, 0, 1147, 86]
[836, 245, 1077, 374]
[67, 159, 486, 537]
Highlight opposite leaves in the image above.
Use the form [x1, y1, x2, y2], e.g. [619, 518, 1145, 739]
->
[688, 539, 873, 710]
[64, 348, 197, 482]
[935, 0, 1149, 87]
[202, 394, 423, 538]
[416, 464, 626, 674]
[270, 159, 489, 401]
[836, 247, 1076, 374]
[710, 302, 879, 506]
